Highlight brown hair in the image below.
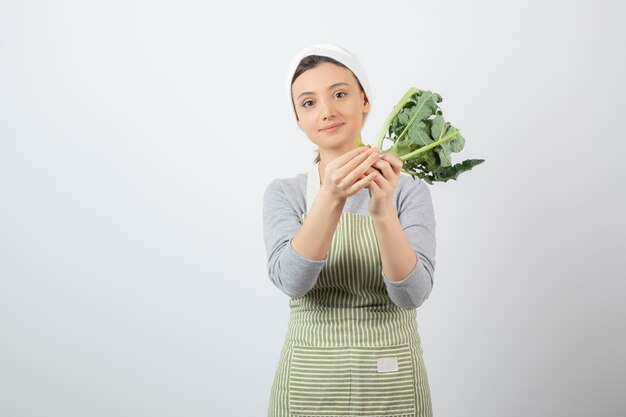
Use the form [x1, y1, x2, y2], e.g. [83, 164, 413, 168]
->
[291, 55, 367, 164]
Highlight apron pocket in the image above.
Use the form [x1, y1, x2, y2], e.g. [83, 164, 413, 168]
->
[288, 344, 416, 417]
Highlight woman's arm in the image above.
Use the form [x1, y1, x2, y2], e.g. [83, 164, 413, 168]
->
[378, 177, 436, 309]
[372, 209, 418, 282]
[290, 186, 344, 261]
[291, 147, 378, 261]
[263, 147, 379, 298]
[262, 183, 348, 299]
[263, 179, 328, 298]
[366, 155, 436, 310]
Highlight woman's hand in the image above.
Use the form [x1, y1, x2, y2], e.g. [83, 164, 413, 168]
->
[363, 153, 403, 218]
[321, 147, 381, 201]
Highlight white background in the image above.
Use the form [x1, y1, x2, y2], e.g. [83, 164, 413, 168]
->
[1, 1, 625, 416]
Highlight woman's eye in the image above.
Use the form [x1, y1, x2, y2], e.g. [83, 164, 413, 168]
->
[303, 100, 313, 107]
[335, 91, 347, 98]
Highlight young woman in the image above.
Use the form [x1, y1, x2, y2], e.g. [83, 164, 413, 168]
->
[262, 43, 437, 417]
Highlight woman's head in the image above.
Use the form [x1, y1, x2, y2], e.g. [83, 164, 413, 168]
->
[286, 44, 372, 163]
[290, 54, 368, 116]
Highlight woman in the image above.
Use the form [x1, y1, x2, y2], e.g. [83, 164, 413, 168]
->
[262, 43, 436, 417]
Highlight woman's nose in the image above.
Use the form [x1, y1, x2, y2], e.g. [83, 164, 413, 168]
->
[319, 98, 336, 119]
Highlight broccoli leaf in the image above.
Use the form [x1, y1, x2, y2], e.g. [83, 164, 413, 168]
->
[407, 121, 432, 147]
[373, 87, 484, 184]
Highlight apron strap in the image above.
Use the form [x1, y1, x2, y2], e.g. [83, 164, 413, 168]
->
[306, 161, 320, 214]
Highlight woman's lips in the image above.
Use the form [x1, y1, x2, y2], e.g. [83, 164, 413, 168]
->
[320, 123, 344, 133]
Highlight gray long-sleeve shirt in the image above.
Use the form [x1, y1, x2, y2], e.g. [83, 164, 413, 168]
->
[262, 172, 437, 309]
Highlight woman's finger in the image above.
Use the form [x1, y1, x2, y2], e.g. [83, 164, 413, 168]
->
[331, 146, 370, 169]
[371, 159, 394, 179]
[380, 154, 403, 176]
[347, 169, 378, 195]
[338, 147, 376, 173]
[367, 174, 382, 193]
[363, 167, 377, 176]
[338, 149, 379, 185]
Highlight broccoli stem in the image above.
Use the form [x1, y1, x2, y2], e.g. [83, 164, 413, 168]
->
[372, 86, 459, 165]
[372, 87, 419, 150]
[396, 129, 460, 162]
[393, 92, 435, 145]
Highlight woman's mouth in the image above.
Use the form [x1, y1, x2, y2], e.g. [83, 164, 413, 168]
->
[320, 123, 344, 133]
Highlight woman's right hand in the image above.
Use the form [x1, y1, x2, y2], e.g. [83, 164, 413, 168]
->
[321, 146, 381, 200]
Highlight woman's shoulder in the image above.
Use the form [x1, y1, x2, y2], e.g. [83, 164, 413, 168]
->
[393, 173, 432, 208]
[267, 172, 307, 190]
[263, 172, 307, 208]
[397, 172, 426, 192]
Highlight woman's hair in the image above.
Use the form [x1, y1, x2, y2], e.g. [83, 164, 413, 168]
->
[291, 55, 366, 164]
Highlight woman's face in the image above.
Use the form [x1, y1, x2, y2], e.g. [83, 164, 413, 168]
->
[291, 62, 370, 153]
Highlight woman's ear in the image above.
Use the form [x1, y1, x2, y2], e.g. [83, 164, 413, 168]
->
[362, 92, 370, 113]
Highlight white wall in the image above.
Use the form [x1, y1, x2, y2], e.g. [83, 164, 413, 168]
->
[1, 1, 624, 416]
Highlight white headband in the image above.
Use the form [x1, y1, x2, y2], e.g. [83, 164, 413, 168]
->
[286, 43, 372, 127]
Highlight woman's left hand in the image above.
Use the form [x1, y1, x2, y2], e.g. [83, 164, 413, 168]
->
[364, 151, 403, 218]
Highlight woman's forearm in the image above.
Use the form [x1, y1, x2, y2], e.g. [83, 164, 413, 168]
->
[371, 204, 418, 282]
[291, 188, 345, 261]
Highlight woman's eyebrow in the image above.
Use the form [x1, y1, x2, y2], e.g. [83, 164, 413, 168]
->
[297, 82, 350, 100]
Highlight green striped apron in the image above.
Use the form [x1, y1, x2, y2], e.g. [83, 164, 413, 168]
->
[268, 162, 432, 417]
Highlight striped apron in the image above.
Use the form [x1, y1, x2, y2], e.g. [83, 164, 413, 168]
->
[268, 162, 432, 417]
